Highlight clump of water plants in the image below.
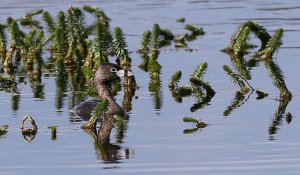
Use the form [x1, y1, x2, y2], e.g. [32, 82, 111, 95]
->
[223, 21, 291, 100]
[48, 125, 57, 140]
[0, 125, 8, 139]
[183, 117, 207, 134]
[82, 99, 108, 129]
[169, 62, 215, 112]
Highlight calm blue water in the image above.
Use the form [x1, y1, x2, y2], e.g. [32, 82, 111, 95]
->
[1, 0, 300, 174]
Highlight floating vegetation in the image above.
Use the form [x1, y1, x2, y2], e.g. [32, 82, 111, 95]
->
[82, 99, 108, 129]
[0, 76, 16, 90]
[169, 62, 215, 112]
[175, 24, 205, 47]
[0, 125, 8, 139]
[256, 89, 268, 99]
[48, 125, 57, 140]
[183, 117, 207, 134]
[223, 64, 253, 94]
[223, 21, 291, 100]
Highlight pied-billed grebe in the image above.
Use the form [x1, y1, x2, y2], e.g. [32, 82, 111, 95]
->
[71, 63, 131, 120]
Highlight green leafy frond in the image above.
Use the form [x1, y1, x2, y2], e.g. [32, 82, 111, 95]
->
[54, 11, 67, 52]
[82, 99, 109, 129]
[152, 23, 161, 50]
[83, 5, 110, 25]
[263, 59, 290, 96]
[185, 24, 205, 36]
[0, 24, 7, 59]
[177, 86, 193, 97]
[43, 11, 55, 33]
[259, 28, 283, 59]
[183, 116, 199, 123]
[223, 64, 250, 93]
[139, 30, 152, 52]
[169, 71, 182, 90]
[192, 62, 207, 79]
[113, 27, 131, 67]
[89, 22, 111, 67]
[245, 21, 271, 49]
[7, 17, 22, 46]
[223, 91, 245, 116]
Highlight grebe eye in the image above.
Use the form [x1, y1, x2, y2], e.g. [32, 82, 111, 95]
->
[110, 67, 117, 73]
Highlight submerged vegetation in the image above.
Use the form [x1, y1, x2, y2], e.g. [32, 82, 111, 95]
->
[0, 5, 293, 143]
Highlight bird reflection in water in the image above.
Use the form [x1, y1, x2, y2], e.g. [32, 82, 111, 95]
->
[71, 63, 136, 162]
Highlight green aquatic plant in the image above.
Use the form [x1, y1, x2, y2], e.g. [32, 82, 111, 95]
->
[0, 24, 6, 61]
[223, 91, 246, 116]
[0, 125, 8, 139]
[268, 95, 292, 140]
[225, 21, 271, 54]
[82, 99, 109, 129]
[0, 76, 16, 90]
[168, 70, 182, 90]
[263, 58, 291, 99]
[52, 11, 68, 57]
[48, 125, 57, 140]
[183, 117, 207, 134]
[223, 64, 252, 94]
[139, 30, 152, 52]
[113, 27, 131, 69]
[83, 5, 110, 26]
[256, 89, 268, 99]
[20, 9, 43, 28]
[259, 28, 283, 59]
[42, 11, 55, 33]
[169, 62, 215, 111]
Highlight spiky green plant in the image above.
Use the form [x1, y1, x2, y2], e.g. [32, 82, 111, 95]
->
[43, 11, 55, 33]
[113, 27, 131, 68]
[183, 117, 207, 128]
[65, 6, 87, 63]
[245, 21, 271, 49]
[4, 17, 24, 68]
[0, 125, 8, 139]
[263, 59, 291, 98]
[223, 64, 252, 94]
[223, 91, 245, 116]
[53, 11, 68, 56]
[185, 24, 205, 36]
[0, 24, 6, 60]
[152, 23, 161, 50]
[192, 62, 207, 79]
[259, 28, 283, 59]
[114, 114, 128, 144]
[139, 30, 152, 52]
[20, 9, 43, 27]
[169, 71, 182, 90]
[83, 5, 110, 25]
[82, 99, 109, 129]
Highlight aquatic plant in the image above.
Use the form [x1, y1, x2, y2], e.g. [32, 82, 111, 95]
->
[139, 30, 152, 52]
[20, 9, 43, 28]
[183, 117, 207, 134]
[259, 28, 283, 59]
[0, 125, 8, 139]
[169, 62, 215, 112]
[224, 21, 291, 100]
[113, 27, 131, 69]
[49, 125, 57, 140]
[82, 99, 108, 129]
[223, 64, 252, 94]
